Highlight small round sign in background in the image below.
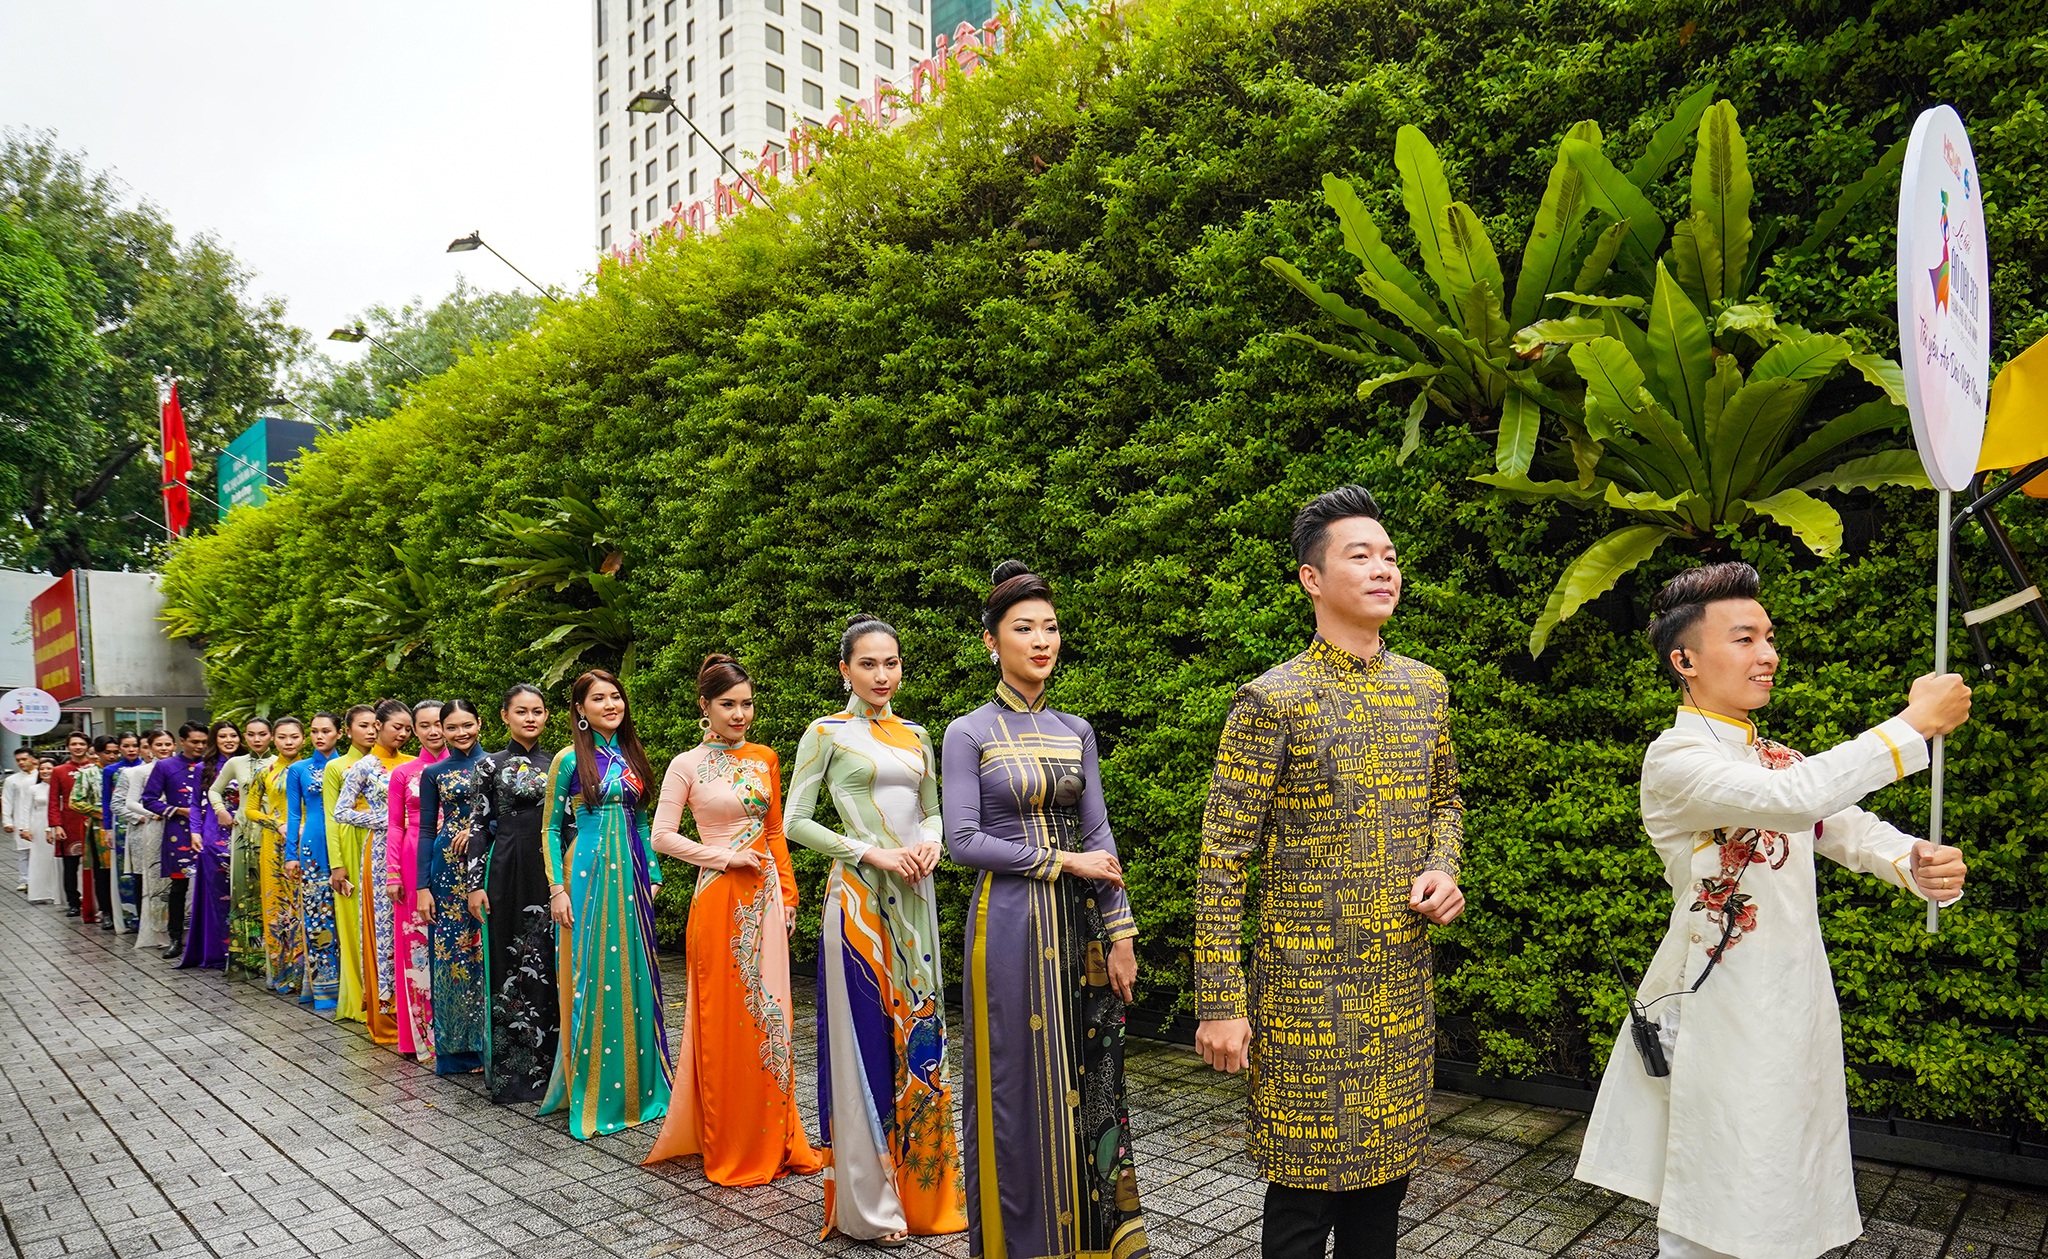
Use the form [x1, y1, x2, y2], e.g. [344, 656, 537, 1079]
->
[0, 686, 62, 737]
[1897, 105, 1992, 492]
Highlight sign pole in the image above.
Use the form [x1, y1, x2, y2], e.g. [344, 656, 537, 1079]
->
[1928, 488, 1951, 934]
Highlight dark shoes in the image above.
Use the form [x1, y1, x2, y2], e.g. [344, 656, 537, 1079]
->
[161, 940, 183, 959]
[65, 907, 81, 917]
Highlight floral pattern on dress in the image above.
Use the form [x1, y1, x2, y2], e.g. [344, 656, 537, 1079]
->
[1691, 738, 1804, 960]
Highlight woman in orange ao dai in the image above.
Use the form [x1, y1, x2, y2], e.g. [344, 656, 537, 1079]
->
[643, 654, 822, 1184]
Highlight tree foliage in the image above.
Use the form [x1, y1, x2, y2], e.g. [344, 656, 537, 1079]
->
[0, 130, 304, 572]
[161, 0, 2048, 1132]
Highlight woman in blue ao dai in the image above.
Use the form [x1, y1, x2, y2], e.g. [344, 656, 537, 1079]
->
[417, 700, 490, 1074]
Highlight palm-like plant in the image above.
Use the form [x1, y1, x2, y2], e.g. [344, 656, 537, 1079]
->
[1494, 101, 1923, 654]
[331, 538, 439, 670]
[1264, 86, 1722, 475]
[464, 493, 636, 685]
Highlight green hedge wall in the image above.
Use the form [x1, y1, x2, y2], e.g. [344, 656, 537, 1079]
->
[163, 0, 2048, 1129]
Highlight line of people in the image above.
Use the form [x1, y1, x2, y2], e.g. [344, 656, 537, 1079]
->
[5, 561, 1157, 1258]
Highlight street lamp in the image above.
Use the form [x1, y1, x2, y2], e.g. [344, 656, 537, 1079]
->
[264, 393, 340, 435]
[625, 88, 775, 212]
[327, 324, 429, 379]
[447, 230, 558, 301]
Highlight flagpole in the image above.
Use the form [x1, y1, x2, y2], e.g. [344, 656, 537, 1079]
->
[1928, 488, 1951, 934]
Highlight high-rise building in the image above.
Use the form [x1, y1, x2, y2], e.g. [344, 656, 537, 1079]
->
[592, 0, 945, 252]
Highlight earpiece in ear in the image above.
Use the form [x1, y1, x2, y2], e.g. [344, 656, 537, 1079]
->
[1678, 650, 1694, 672]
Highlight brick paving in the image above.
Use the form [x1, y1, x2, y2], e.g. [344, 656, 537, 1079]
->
[2, 886, 2043, 1259]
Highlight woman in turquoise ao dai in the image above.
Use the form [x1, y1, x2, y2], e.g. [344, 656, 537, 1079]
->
[540, 668, 672, 1140]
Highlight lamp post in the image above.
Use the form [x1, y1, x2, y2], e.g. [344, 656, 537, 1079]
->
[625, 88, 775, 212]
[327, 324, 429, 378]
[264, 393, 341, 435]
[447, 231, 558, 301]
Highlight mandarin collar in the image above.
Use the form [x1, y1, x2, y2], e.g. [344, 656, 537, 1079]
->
[1307, 634, 1386, 675]
[849, 695, 894, 720]
[1674, 706, 1757, 746]
[995, 679, 1047, 713]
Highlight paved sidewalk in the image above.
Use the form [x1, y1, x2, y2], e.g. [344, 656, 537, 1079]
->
[2, 887, 2042, 1259]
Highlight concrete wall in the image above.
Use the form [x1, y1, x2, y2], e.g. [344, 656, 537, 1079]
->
[0, 570, 52, 690]
[81, 571, 206, 702]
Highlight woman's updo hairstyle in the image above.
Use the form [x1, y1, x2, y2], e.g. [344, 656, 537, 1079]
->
[840, 611, 900, 663]
[372, 697, 412, 725]
[698, 653, 751, 700]
[982, 559, 1053, 634]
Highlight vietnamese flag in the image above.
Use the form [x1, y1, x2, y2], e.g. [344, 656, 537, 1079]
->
[161, 381, 191, 535]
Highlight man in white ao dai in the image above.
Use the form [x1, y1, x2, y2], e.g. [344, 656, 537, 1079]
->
[1575, 562, 1973, 1259]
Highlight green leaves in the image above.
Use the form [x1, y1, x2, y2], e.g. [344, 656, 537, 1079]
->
[1528, 524, 1674, 656]
[1690, 101, 1753, 303]
[1561, 138, 1666, 265]
[1511, 121, 1602, 329]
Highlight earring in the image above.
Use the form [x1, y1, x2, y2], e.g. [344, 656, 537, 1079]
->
[698, 716, 712, 736]
[989, 650, 1000, 666]
[842, 677, 852, 693]
[576, 715, 590, 732]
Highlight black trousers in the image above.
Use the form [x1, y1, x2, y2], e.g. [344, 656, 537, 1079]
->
[1262, 1176, 1409, 1259]
[91, 867, 111, 923]
[61, 855, 81, 911]
[166, 877, 188, 942]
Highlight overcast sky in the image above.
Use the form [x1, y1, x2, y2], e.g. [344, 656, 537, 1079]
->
[0, 0, 594, 371]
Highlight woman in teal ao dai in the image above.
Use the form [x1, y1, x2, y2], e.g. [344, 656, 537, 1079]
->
[540, 668, 671, 1139]
[783, 614, 966, 1244]
[942, 563, 1150, 1259]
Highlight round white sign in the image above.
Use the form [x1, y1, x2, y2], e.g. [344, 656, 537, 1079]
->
[1897, 105, 1991, 492]
[0, 687, 62, 737]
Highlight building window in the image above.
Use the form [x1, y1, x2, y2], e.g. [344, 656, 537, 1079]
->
[766, 0, 784, 11]
[801, 4, 822, 32]
[602, 190, 613, 213]
[689, 132, 697, 155]
[908, 0, 920, 11]
[687, 18, 695, 41]
[688, 92, 697, 115]
[628, 66, 638, 89]
[720, 105, 735, 134]
[876, 41, 892, 67]
[720, 66, 734, 95]
[601, 224, 613, 249]
[647, 122, 658, 146]
[630, 171, 639, 192]
[598, 0, 609, 43]
[766, 101, 786, 130]
[666, 144, 679, 169]
[631, 205, 640, 229]
[718, 0, 732, 16]
[666, 70, 678, 93]
[598, 54, 610, 79]
[720, 26, 734, 55]
[600, 156, 612, 180]
[875, 4, 892, 30]
[766, 62, 784, 91]
[839, 22, 858, 49]
[667, 110, 679, 132]
[599, 121, 612, 147]
[667, 180, 679, 205]
[627, 31, 636, 52]
[840, 59, 858, 86]
[802, 41, 822, 69]
[839, 0, 857, 11]
[646, 159, 658, 183]
[647, 194, 658, 219]
[688, 55, 696, 80]
[665, 33, 677, 59]
[598, 88, 611, 113]
[644, 51, 656, 77]
[629, 136, 639, 158]
[689, 169, 698, 194]
[802, 79, 823, 107]
[909, 22, 922, 48]
[644, 15, 655, 40]
[665, 0, 677, 19]
[765, 23, 784, 51]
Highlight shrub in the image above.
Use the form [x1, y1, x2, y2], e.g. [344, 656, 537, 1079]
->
[163, 0, 2048, 1131]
